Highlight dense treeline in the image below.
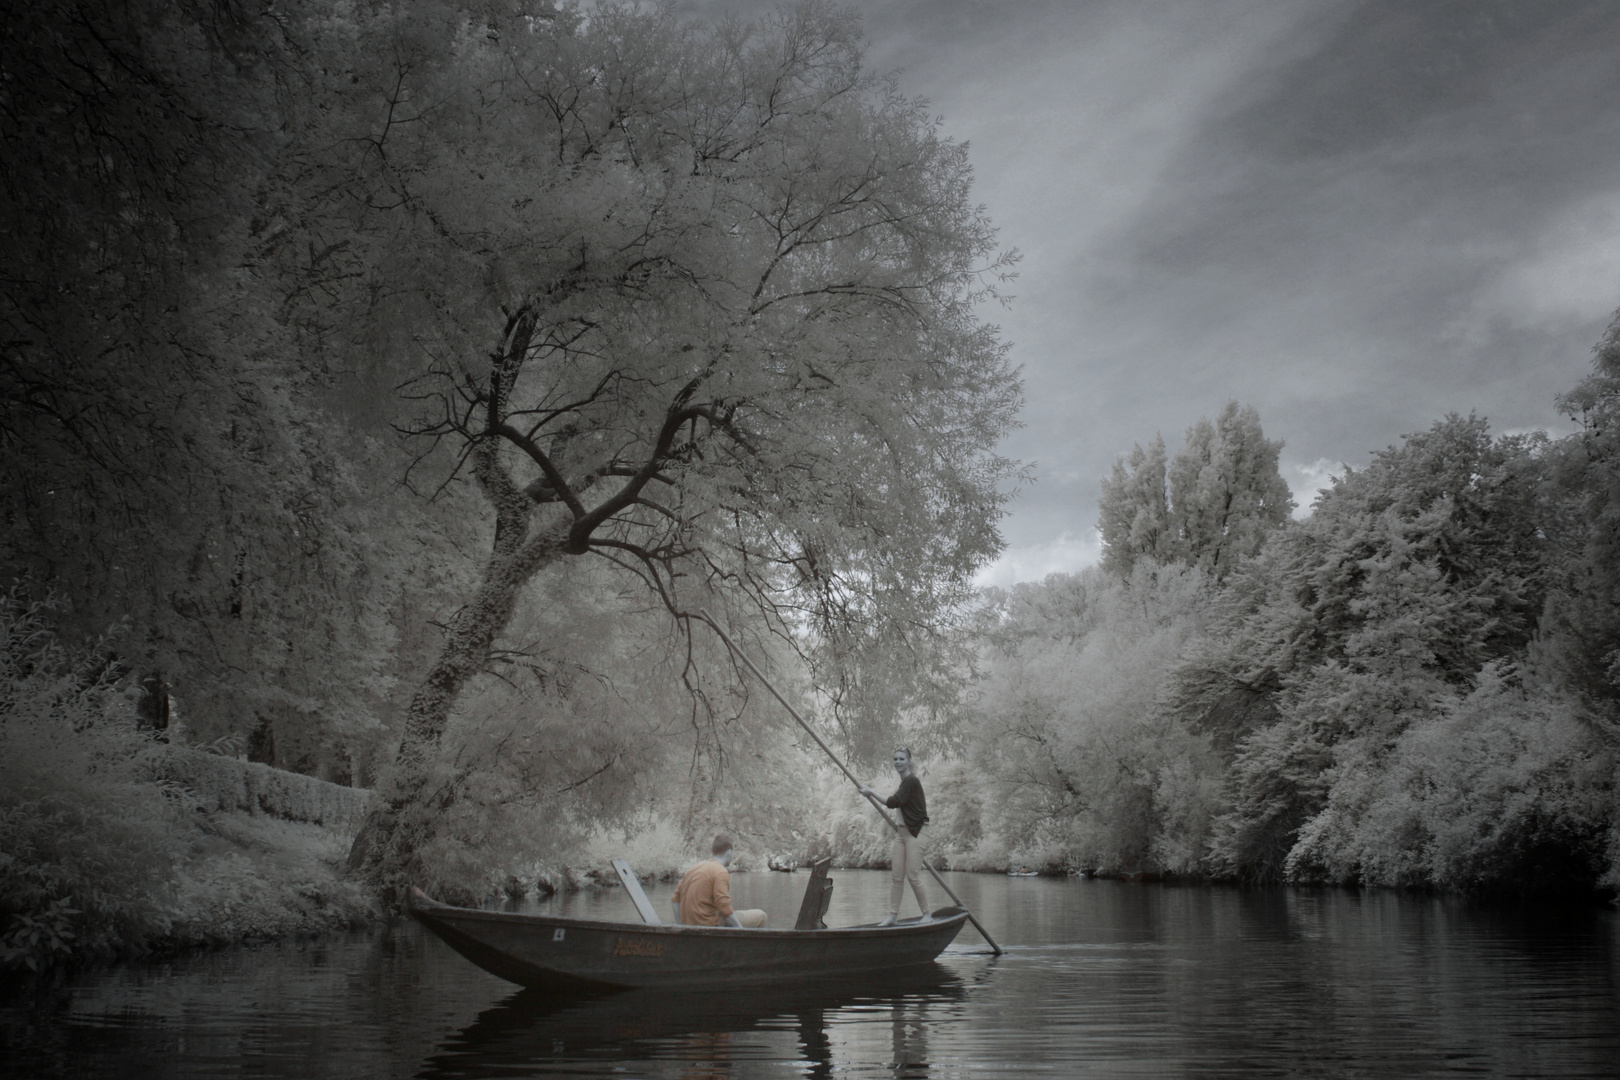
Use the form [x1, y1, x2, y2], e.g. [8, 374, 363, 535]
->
[925, 341, 1619, 894]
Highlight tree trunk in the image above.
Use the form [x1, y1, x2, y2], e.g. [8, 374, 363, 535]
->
[346, 489, 571, 895]
[136, 671, 170, 734]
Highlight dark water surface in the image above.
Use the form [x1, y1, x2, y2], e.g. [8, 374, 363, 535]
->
[5, 870, 1618, 1078]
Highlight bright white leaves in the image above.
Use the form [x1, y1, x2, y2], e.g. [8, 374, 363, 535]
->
[1098, 401, 1292, 579]
[962, 562, 1223, 875]
[362, 2, 1021, 735]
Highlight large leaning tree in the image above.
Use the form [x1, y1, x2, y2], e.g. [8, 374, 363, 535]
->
[334, 1, 1023, 889]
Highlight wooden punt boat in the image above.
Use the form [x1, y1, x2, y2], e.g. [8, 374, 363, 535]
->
[408, 860, 969, 992]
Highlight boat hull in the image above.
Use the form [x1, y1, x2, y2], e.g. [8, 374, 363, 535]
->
[408, 888, 969, 991]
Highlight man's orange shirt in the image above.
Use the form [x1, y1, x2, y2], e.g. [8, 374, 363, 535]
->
[672, 859, 733, 926]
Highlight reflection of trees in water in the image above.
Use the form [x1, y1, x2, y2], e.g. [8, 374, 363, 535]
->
[892, 996, 931, 1078]
[414, 964, 966, 1079]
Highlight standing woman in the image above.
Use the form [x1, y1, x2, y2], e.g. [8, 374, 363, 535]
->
[860, 746, 930, 926]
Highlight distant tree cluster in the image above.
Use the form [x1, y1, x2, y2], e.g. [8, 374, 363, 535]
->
[1097, 402, 1293, 579]
[945, 359, 1619, 895]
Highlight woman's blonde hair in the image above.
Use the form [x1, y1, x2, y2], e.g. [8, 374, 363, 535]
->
[895, 745, 914, 761]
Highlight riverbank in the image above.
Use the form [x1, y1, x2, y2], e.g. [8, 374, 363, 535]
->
[0, 713, 378, 975]
[0, 781, 1054, 980]
[6, 727, 1609, 979]
[0, 801, 376, 977]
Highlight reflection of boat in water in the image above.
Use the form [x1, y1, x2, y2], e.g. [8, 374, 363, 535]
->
[415, 963, 965, 1080]
[409, 884, 969, 992]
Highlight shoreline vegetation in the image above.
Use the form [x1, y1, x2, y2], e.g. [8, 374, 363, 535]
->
[8, 345, 1620, 974]
[3, 770, 1615, 980]
[2, 622, 1613, 980]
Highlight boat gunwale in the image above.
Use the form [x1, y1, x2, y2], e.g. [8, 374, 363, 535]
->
[408, 890, 969, 942]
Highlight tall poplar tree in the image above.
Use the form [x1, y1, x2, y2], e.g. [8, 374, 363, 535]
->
[1537, 317, 1620, 720]
[1097, 436, 1173, 576]
[1098, 402, 1292, 579]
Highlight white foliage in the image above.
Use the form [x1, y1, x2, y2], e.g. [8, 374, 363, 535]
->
[1286, 666, 1617, 889]
[959, 561, 1223, 874]
[396, 560, 827, 899]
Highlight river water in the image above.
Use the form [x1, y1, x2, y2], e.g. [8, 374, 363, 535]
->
[5, 870, 1618, 1078]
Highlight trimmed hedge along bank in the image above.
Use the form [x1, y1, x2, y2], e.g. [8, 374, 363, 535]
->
[151, 746, 371, 830]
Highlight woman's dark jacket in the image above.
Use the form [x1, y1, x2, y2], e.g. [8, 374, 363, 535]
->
[885, 774, 929, 837]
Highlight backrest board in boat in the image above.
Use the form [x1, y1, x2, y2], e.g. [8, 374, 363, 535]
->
[795, 857, 835, 930]
[611, 858, 662, 925]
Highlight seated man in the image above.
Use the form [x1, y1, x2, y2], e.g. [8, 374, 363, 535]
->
[671, 833, 767, 927]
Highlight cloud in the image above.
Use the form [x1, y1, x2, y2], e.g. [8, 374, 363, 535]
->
[975, 530, 1102, 588]
[1457, 193, 1620, 338]
[1286, 457, 1347, 518]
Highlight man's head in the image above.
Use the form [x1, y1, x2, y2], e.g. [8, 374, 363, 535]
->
[712, 833, 734, 866]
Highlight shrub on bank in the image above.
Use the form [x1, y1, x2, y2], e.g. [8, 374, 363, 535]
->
[0, 599, 374, 972]
[162, 814, 373, 948]
[154, 747, 371, 830]
[1286, 669, 1617, 892]
[0, 598, 190, 970]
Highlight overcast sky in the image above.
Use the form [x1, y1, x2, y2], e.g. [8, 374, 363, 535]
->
[680, 0, 1620, 585]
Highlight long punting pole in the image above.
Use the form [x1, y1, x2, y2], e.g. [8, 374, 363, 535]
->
[697, 609, 1004, 956]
